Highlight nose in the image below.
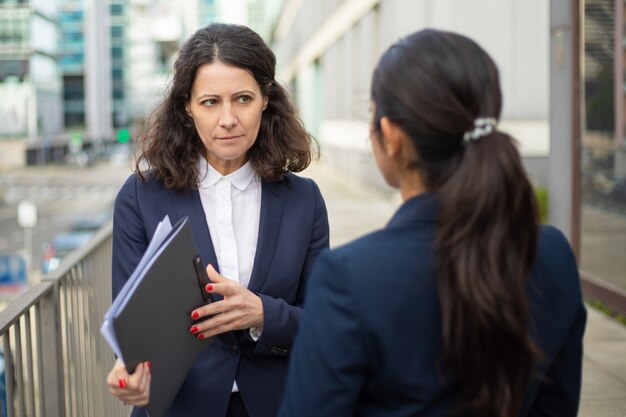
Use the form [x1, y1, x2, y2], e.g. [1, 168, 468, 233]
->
[219, 105, 237, 129]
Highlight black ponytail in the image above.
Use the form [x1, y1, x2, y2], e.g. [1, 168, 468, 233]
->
[437, 131, 539, 417]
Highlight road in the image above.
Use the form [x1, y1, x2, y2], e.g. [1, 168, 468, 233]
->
[0, 162, 131, 280]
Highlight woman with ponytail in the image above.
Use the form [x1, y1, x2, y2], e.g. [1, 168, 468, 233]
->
[278, 29, 586, 417]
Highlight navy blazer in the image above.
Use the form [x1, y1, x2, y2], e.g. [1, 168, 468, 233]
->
[112, 171, 329, 417]
[279, 193, 586, 417]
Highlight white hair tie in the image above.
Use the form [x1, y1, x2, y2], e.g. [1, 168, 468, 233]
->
[463, 117, 497, 142]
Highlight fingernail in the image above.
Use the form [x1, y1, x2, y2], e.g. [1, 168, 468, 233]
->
[190, 325, 199, 334]
[205, 284, 213, 292]
[197, 333, 205, 340]
[146, 361, 151, 369]
[118, 378, 126, 389]
[191, 311, 199, 319]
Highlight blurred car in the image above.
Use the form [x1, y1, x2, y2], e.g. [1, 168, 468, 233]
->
[104, 143, 133, 167]
[41, 213, 111, 273]
[42, 231, 94, 273]
[70, 212, 111, 233]
[65, 150, 94, 168]
[609, 178, 626, 203]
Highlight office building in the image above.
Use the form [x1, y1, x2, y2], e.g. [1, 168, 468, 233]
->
[0, 0, 63, 166]
[58, 0, 127, 131]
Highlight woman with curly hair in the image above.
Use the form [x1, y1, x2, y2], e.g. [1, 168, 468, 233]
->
[106, 23, 329, 417]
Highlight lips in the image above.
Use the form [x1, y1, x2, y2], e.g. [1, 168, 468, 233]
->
[217, 135, 243, 140]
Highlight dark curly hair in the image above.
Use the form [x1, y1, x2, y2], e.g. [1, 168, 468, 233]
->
[135, 23, 318, 188]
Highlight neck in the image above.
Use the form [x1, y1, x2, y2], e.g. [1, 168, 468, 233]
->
[398, 171, 427, 201]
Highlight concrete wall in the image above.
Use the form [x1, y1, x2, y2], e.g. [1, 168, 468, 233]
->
[274, 0, 550, 190]
[0, 140, 27, 168]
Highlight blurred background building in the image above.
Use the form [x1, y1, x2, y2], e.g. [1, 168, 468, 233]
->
[0, 0, 624, 312]
[272, 0, 550, 190]
[577, 0, 626, 307]
[270, 0, 625, 313]
[0, 0, 63, 166]
[58, 0, 128, 131]
[56, 0, 127, 169]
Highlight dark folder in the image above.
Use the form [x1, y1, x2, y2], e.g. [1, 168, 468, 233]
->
[107, 216, 213, 417]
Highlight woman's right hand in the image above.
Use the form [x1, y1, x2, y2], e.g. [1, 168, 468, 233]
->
[106, 358, 151, 407]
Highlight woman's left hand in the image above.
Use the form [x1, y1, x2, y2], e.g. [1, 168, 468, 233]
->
[190, 264, 264, 339]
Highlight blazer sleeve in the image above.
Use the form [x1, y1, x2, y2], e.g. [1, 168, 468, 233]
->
[252, 179, 330, 357]
[526, 225, 587, 417]
[277, 250, 367, 417]
[526, 301, 586, 417]
[111, 175, 149, 299]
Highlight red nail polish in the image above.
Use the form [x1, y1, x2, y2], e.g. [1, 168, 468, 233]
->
[191, 311, 199, 319]
[205, 284, 213, 292]
[190, 326, 199, 334]
[197, 333, 205, 340]
[118, 378, 126, 389]
[146, 361, 151, 369]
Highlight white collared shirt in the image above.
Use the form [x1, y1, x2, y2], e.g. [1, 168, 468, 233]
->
[198, 160, 261, 289]
[198, 160, 262, 393]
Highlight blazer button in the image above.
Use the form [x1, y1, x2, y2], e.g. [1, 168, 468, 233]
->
[228, 345, 239, 356]
[270, 346, 288, 356]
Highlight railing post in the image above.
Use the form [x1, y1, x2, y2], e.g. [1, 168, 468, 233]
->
[38, 283, 66, 417]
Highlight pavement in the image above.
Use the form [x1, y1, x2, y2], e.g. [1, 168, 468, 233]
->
[302, 161, 626, 417]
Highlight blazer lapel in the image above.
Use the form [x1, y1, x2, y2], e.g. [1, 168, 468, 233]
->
[248, 181, 285, 292]
[169, 187, 220, 274]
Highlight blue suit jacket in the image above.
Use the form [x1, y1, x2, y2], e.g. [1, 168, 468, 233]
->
[279, 193, 586, 417]
[112, 171, 329, 417]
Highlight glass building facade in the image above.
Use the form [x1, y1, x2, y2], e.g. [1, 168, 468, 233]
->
[58, 1, 84, 127]
[198, 0, 218, 26]
[58, 0, 127, 129]
[0, 0, 63, 140]
[579, 0, 626, 306]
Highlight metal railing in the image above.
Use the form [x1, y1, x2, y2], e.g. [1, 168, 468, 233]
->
[0, 222, 128, 417]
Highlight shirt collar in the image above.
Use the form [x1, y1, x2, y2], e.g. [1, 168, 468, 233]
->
[198, 159, 257, 191]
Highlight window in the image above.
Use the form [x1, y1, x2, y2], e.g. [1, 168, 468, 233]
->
[110, 3, 123, 16]
[579, 0, 626, 296]
[110, 26, 123, 38]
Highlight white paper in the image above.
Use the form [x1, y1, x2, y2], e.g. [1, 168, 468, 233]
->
[100, 215, 173, 362]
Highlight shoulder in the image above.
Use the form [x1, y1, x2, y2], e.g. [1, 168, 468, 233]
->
[536, 225, 577, 266]
[115, 172, 175, 219]
[280, 172, 321, 191]
[117, 171, 170, 197]
[268, 172, 325, 203]
[310, 233, 380, 275]
[316, 226, 424, 281]
[532, 224, 581, 298]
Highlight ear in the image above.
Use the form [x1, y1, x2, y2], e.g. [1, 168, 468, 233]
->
[185, 103, 193, 119]
[262, 96, 268, 111]
[379, 117, 405, 158]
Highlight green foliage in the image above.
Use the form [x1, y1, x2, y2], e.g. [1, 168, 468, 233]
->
[587, 300, 626, 326]
[534, 186, 548, 224]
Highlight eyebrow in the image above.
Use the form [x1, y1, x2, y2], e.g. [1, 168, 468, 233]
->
[196, 90, 257, 101]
